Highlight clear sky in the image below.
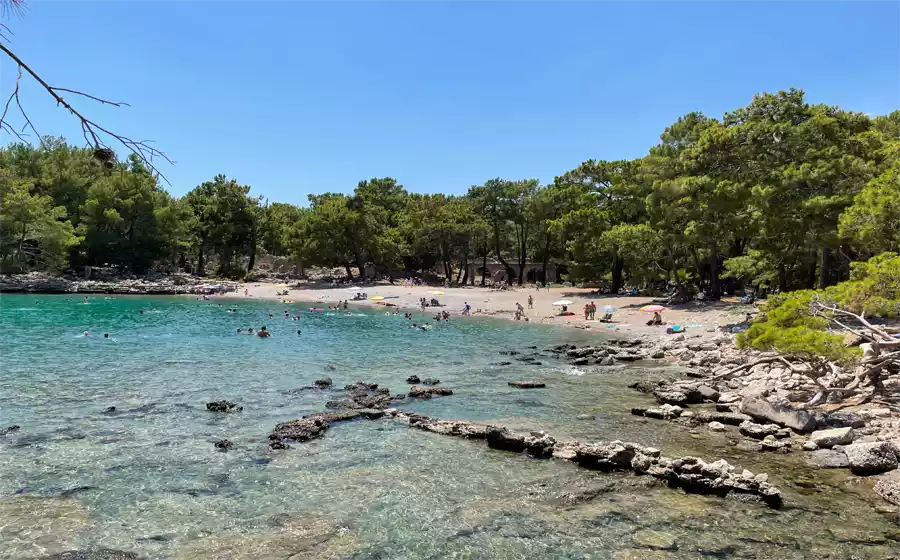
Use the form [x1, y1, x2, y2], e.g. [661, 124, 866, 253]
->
[1, 1, 898, 204]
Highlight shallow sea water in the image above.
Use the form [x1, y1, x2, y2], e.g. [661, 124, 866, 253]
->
[1, 295, 898, 559]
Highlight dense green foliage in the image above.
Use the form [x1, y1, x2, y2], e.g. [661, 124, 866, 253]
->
[1, 89, 898, 289]
[737, 253, 900, 363]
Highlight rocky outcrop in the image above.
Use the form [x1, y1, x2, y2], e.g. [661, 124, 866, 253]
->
[842, 441, 900, 475]
[422, 378, 441, 385]
[269, 417, 330, 446]
[1, 271, 231, 295]
[206, 400, 242, 413]
[739, 397, 817, 433]
[406, 375, 421, 384]
[384, 410, 783, 508]
[313, 377, 333, 389]
[408, 386, 453, 399]
[508, 380, 546, 389]
[808, 427, 855, 449]
[214, 439, 233, 451]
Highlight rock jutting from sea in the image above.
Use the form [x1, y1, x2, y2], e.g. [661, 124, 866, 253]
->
[263, 376, 783, 509]
[0, 271, 239, 294]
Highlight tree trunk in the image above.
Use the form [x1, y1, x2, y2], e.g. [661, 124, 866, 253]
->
[709, 239, 719, 299]
[540, 231, 551, 286]
[197, 245, 205, 276]
[517, 225, 527, 286]
[481, 252, 488, 285]
[778, 262, 787, 292]
[493, 220, 513, 281]
[805, 250, 817, 289]
[344, 263, 354, 280]
[611, 250, 624, 293]
[461, 253, 469, 286]
[354, 252, 365, 281]
[819, 247, 831, 288]
[247, 227, 257, 272]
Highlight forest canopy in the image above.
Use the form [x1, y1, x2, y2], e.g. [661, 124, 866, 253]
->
[2, 89, 898, 295]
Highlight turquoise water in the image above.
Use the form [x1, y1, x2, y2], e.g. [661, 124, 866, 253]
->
[1, 295, 898, 559]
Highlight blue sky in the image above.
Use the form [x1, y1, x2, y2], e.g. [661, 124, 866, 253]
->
[1, 1, 898, 204]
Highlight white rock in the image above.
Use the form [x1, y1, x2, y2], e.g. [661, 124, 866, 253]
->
[708, 421, 727, 432]
[809, 427, 854, 449]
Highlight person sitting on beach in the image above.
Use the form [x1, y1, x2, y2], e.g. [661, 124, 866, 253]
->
[257, 326, 271, 337]
[646, 311, 663, 326]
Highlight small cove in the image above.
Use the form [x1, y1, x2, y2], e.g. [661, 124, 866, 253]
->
[1, 295, 898, 559]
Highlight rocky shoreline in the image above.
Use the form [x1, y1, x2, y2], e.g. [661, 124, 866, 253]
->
[202, 373, 788, 509]
[0, 272, 237, 295]
[544, 330, 900, 505]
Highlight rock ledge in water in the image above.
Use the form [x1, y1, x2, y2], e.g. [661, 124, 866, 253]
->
[384, 410, 783, 509]
[508, 381, 546, 389]
[206, 400, 242, 413]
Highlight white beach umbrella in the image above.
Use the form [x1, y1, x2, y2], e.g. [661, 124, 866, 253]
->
[346, 286, 362, 291]
[552, 299, 574, 306]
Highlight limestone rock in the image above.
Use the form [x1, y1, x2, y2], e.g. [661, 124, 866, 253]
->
[843, 441, 900, 475]
[874, 473, 900, 506]
[739, 396, 816, 433]
[807, 449, 850, 469]
[809, 427, 855, 449]
[697, 385, 720, 402]
[708, 421, 727, 432]
[739, 421, 781, 440]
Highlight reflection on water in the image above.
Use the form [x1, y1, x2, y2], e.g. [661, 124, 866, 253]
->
[1, 295, 898, 559]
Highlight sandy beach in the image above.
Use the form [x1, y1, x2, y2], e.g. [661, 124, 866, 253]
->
[238, 280, 753, 341]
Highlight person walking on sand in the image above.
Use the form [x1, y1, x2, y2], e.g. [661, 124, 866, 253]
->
[463, 302, 471, 316]
[584, 304, 590, 320]
[589, 301, 597, 320]
[528, 295, 533, 309]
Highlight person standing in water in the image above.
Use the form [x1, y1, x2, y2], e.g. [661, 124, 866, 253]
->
[257, 326, 271, 338]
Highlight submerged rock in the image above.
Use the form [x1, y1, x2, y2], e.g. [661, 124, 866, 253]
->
[406, 375, 421, 384]
[38, 552, 139, 560]
[508, 380, 546, 389]
[491, 361, 513, 366]
[1, 425, 21, 436]
[206, 400, 242, 413]
[843, 441, 900, 475]
[303, 410, 361, 423]
[103, 406, 116, 413]
[422, 378, 441, 385]
[807, 449, 851, 469]
[214, 439, 233, 451]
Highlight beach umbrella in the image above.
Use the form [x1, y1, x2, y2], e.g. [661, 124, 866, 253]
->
[640, 304, 666, 313]
[552, 299, 574, 306]
[601, 305, 617, 313]
[430, 291, 445, 295]
[370, 296, 385, 301]
[346, 286, 362, 291]
[277, 283, 290, 287]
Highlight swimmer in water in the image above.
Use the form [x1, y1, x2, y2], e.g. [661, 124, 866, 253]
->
[82, 297, 89, 304]
[297, 329, 301, 335]
[237, 328, 243, 333]
[140, 310, 144, 315]
[83, 331, 89, 336]
[104, 333, 109, 338]
[257, 326, 271, 338]
[268, 314, 274, 318]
